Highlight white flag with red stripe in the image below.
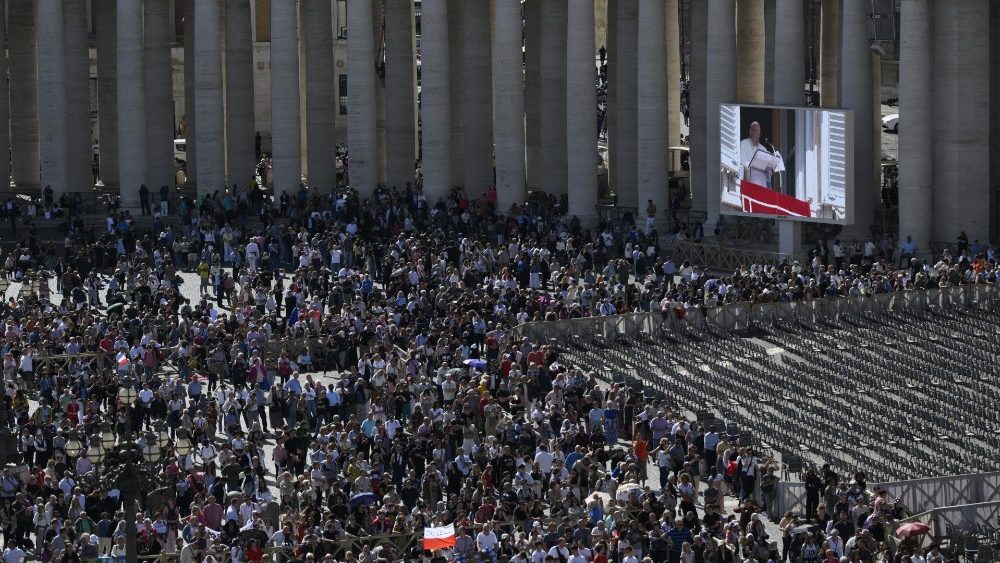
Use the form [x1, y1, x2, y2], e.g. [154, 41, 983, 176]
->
[422, 523, 456, 550]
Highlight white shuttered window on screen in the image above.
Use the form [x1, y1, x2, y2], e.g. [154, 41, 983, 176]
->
[719, 104, 741, 176]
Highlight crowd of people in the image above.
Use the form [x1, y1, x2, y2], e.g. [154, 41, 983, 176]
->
[0, 182, 986, 563]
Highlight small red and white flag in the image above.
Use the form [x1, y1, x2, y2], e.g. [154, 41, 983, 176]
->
[117, 353, 130, 368]
[422, 523, 456, 550]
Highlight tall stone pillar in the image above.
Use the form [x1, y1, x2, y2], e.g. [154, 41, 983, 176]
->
[820, 0, 840, 107]
[690, 0, 736, 232]
[666, 0, 682, 145]
[493, 0, 526, 212]
[766, 0, 806, 257]
[419, 0, 452, 203]
[524, 0, 542, 190]
[540, 0, 568, 195]
[637, 0, 668, 228]
[64, 0, 92, 191]
[447, 0, 464, 187]
[766, 0, 806, 105]
[736, 0, 765, 104]
[145, 0, 175, 194]
[373, 0, 387, 185]
[271, 0, 301, 195]
[838, 0, 875, 236]
[933, 0, 990, 241]
[9, 0, 40, 190]
[96, 0, 118, 190]
[567, 0, 597, 221]
[183, 0, 197, 187]
[385, 0, 417, 191]
[347, 0, 378, 198]
[117, 0, 146, 208]
[462, 0, 493, 195]
[194, 0, 224, 197]
[606, 0, 618, 196]
[0, 3, 9, 187]
[226, 0, 256, 189]
[303, 0, 336, 190]
[614, 0, 638, 208]
[38, 0, 68, 196]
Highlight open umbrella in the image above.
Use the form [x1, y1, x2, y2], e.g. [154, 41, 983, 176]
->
[791, 524, 822, 535]
[350, 492, 376, 509]
[446, 367, 465, 377]
[462, 358, 487, 370]
[896, 522, 931, 539]
[615, 483, 641, 501]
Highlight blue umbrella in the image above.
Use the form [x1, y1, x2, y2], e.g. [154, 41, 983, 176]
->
[462, 358, 487, 370]
[350, 492, 376, 509]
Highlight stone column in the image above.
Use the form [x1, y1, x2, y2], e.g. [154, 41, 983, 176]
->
[9, 0, 40, 190]
[614, 0, 638, 208]
[117, 0, 146, 208]
[194, 0, 224, 197]
[524, 0, 542, 190]
[64, 0, 92, 191]
[145, 0, 175, 194]
[347, 0, 378, 198]
[271, 0, 301, 195]
[933, 0, 990, 241]
[606, 0, 617, 196]
[637, 0, 668, 228]
[419, 0, 452, 203]
[820, 0, 839, 107]
[838, 0, 875, 236]
[38, 0, 68, 196]
[736, 0, 765, 104]
[447, 0, 464, 187]
[766, 0, 806, 105]
[0, 3, 9, 187]
[183, 0, 197, 187]
[461, 0, 493, 195]
[303, 0, 336, 190]
[373, 0, 387, 185]
[567, 0, 597, 221]
[96, 0, 118, 190]
[226, 0, 256, 189]
[689, 0, 736, 232]
[493, 0, 526, 212]
[540, 0, 568, 195]
[766, 0, 806, 257]
[666, 0, 682, 146]
[384, 0, 417, 191]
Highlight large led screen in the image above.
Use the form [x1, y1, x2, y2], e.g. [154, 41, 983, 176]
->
[719, 103, 854, 223]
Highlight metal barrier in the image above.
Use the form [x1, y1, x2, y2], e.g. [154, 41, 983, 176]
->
[671, 238, 800, 272]
[891, 500, 1000, 549]
[773, 472, 1000, 520]
[509, 284, 1000, 343]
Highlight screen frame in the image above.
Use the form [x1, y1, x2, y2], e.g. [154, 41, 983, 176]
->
[718, 102, 855, 225]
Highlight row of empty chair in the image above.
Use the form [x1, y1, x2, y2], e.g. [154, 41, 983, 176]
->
[554, 304, 1000, 483]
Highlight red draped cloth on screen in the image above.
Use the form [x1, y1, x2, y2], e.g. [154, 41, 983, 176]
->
[739, 179, 812, 218]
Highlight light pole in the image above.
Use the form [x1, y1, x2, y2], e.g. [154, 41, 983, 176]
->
[86, 423, 164, 563]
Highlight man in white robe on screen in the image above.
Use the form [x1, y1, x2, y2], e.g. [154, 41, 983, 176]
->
[739, 121, 775, 187]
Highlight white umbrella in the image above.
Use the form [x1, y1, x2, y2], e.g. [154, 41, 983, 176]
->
[616, 483, 641, 501]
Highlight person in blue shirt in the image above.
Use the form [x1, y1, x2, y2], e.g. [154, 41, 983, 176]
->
[360, 413, 378, 439]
